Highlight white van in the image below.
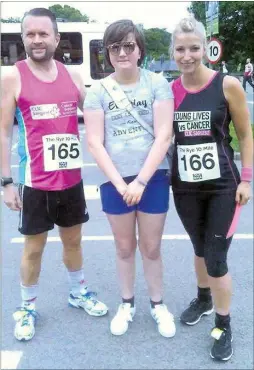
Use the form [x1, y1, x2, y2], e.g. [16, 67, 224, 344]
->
[1, 22, 113, 115]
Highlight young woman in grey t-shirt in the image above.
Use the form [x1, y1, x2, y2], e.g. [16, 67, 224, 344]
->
[83, 19, 175, 337]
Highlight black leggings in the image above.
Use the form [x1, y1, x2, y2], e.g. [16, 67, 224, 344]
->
[243, 75, 254, 90]
[173, 191, 237, 278]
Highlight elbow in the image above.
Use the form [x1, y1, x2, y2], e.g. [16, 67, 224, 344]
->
[87, 138, 103, 154]
[156, 133, 172, 147]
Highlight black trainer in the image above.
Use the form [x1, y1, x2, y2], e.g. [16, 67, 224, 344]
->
[210, 327, 233, 361]
[180, 298, 214, 325]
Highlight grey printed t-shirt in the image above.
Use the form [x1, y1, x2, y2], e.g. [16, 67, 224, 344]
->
[84, 68, 174, 184]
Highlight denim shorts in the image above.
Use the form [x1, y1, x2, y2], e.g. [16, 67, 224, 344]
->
[100, 170, 170, 215]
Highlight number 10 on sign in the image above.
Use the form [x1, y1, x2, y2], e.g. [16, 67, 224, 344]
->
[207, 38, 223, 64]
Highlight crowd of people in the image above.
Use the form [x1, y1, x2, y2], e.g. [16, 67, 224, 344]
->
[0, 7, 253, 363]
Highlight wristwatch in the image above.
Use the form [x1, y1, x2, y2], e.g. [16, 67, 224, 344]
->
[1, 177, 13, 187]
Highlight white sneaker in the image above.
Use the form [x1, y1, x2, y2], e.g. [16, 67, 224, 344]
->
[68, 291, 108, 317]
[110, 303, 136, 336]
[150, 304, 176, 338]
[13, 303, 38, 341]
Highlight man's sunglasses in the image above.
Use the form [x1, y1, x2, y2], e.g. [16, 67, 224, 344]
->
[107, 42, 136, 56]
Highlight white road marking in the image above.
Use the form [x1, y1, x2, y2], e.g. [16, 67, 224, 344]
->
[1, 351, 23, 369]
[83, 185, 99, 199]
[81, 163, 97, 167]
[0, 185, 100, 199]
[10, 234, 254, 244]
[1, 185, 173, 198]
[11, 163, 98, 169]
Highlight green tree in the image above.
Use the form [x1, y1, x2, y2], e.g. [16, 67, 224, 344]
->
[188, 1, 206, 24]
[188, 1, 254, 70]
[1, 17, 21, 23]
[144, 28, 171, 60]
[49, 4, 90, 22]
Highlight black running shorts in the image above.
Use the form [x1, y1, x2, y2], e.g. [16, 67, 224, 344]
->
[18, 180, 89, 235]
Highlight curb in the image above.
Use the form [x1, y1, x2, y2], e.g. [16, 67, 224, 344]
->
[234, 152, 241, 160]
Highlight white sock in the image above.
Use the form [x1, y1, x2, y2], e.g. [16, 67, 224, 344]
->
[68, 269, 87, 297]
[20, 283, 38, 308]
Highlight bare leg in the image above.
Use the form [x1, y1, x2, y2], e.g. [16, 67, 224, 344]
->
[194, 255, 210, 288]
[107, 212, 137, 299]
[59, 224, 83, 271]
[21, 232, 47, 285]
[137, 211, 167, 302]
[209, 273, 232, 315]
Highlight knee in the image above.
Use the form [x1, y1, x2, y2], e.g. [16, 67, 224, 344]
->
[116, 246, 136, 260]
[206, 261, 228, 278]
[23, 249, 43, 262]
[116, 239, 137, 260]
[139, 241, 161, 260]
[204, 236, 230, 278]
[204, 254, 228, 278]
[62, 234, 82, 250]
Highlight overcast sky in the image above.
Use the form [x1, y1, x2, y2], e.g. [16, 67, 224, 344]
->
[1, 0, 190, 32]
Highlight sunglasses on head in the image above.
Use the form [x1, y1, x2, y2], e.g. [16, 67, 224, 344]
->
[107, 41, 136, 56]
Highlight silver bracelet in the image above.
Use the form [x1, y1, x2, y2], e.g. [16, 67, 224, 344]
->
[136, 177, 147, 187]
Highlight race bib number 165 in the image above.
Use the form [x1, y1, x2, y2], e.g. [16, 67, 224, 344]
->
[177, 142, 221, 182]
[43, 134, 83, 171]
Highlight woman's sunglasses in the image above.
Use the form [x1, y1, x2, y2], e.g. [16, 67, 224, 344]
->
[107, 41, 136, 56]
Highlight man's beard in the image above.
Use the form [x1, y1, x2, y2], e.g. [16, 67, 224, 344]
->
[26, 48, 55, 62]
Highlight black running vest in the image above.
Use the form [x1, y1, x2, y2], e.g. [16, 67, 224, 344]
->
[171, 72, 240, 193]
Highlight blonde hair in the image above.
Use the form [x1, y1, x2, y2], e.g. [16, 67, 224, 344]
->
[170, 17, 207, 57]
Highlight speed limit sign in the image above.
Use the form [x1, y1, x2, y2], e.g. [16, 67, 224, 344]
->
[207, 38, 223, 64]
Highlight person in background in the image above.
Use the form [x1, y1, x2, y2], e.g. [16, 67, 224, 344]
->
[221, 60, 228, 75]
[243, 58, 254, 91]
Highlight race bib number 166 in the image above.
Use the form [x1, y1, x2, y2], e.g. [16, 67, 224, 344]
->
[43, 134, 83, 171]
[177, 142, 221, 182]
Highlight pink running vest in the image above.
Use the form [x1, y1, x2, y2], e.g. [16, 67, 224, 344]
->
[15, 60, 82, 191]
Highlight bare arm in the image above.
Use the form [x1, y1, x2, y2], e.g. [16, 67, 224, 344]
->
[68, 69, 86, 111]
[83, 108, 127, 193]
[0, 71, 17, 177]
[224, 75, 253, 204]
[0, 69, 22, 210]
[137, 98, 174, 183]
[223, 76, 253, 168]
[122, 98, 174, 206]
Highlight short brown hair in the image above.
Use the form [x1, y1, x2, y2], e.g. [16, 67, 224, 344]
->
[21, 8, 58, 34]
[103, 19, 146, 68]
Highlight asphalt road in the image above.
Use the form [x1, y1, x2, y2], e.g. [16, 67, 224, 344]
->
[1, 126, 253, 370]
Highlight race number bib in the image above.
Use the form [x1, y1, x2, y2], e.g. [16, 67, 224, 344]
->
[177, 143, 220, 182]
[43, 134, 83, 171]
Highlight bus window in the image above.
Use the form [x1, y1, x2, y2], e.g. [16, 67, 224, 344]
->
[55, 32, 83, 64]
[1, 34, 26, 65]
[89, 39, 113, 79]
[1, 32, 83, 66]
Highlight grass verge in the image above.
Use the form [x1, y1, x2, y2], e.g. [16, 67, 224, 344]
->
[229, 122, 254, 152]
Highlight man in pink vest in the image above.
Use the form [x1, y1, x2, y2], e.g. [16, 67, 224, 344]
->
[0, 8, 108, 341]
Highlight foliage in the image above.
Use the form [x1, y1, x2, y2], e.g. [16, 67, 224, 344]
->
[230, 122, 254, 152]
[188, 1, 206, 24]
[143, 28, 171, 60]
[188, 1, 254, 70]
[49, 4, 90, 22]
[1, 17, 21, 23]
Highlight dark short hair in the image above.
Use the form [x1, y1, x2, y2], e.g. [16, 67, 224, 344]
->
[21, 8, 58, 34]
[103, 19, 146, 67]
